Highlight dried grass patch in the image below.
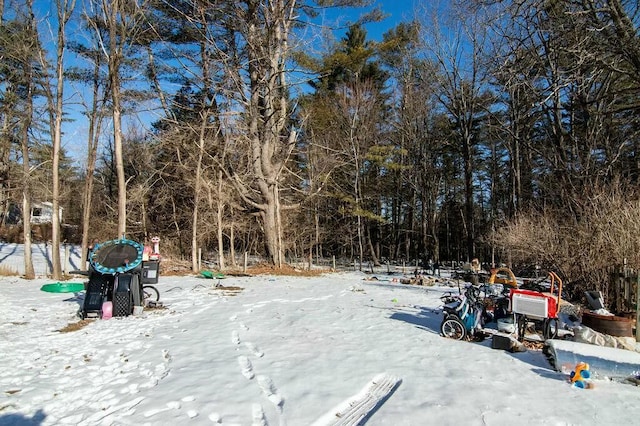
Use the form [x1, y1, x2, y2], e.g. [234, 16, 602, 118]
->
[146, 258, 331, 278]
[244, 263, 329, 276]
[144, 304, 167, 311]
[0, 265, 18, 276]
[156, 258, 191, 276]
[57, 319, 94, 333]
[214, 285, 244, 296]
[522, 340, 544, 351]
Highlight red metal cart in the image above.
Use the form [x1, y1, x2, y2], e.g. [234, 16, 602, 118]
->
[510, 272, 563, 341]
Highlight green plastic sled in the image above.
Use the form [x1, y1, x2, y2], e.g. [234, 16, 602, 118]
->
[200, 270, 225, 279]
[40, 282, 85, 293]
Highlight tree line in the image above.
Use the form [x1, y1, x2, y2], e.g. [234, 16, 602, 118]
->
[1, 0, 639, 297]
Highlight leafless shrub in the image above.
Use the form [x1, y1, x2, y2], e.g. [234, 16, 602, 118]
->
[493, 183, 640, 298]
[0, 225, 23, 243]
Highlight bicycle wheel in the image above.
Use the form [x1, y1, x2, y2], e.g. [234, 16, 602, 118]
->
[143, 285, 160, 303]
[440, 316, 467, 340]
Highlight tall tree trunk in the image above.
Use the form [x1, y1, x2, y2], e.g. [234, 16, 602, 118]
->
[229, 211, 237, 268]
[112, 89, 126, 236]
[462, 127, 475, 260]
[366, 226, 379, 266]
[20, 0, 37, 278]
[21, 81, 34, 278]
[430, 210, 440, 264]
[102, 0, 127, 237]
[113, 101, 126, 236]
[191, 29, 214, 272]
[216, 169, 225, 270]
[81, 59, 104, 267]
[47, 0, 74, 279]
[258, 183, 284, 266]
[0, 2, 17, 225]
[241, 0, 299, 267]
[314, 204, 320, 261]
[190, 122, 205, 273]
[354, 166, 364, 270]
[0, 92, 12, 226]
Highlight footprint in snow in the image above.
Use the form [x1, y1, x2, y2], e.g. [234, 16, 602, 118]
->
[257, 375, 284, 409]
[252, 403, 268, 426]
[238, 355, 255, 379]
[141, 350, 171, 383]
[245, 342, 264, 358]
[232, 330, 240, 345]
[162, 349, 172, 362]
[154, 363, 169, 380]
[141, 376, 159, 389]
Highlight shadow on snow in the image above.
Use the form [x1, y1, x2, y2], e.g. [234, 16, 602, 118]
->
[0, 408, 46, 425]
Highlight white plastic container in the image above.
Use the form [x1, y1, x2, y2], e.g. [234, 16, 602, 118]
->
[497, 317, 515, 333]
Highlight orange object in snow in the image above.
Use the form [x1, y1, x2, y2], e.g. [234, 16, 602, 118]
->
[489, 267, 518, 288]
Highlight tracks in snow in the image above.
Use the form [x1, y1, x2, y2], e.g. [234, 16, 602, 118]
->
[230, 311, 285, 425]
[230, 294, 401, 425]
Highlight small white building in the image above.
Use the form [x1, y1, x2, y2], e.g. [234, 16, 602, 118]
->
[31, 202, 63, 224]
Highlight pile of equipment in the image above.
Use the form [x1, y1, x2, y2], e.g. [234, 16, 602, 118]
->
[81, 237, 159, 319]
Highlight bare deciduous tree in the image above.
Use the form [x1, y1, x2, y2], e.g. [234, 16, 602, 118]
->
[21, 0, 38, 278]
[222, 0, 301, 267]
[37, 0, 75, 279]
[421, 4, 493, 261]
[86, 0, 148, 237]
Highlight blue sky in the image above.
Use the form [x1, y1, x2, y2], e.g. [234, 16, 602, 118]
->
[319, 0, 422, 42]
[320, 1, 453, 44]
[367, 0, 422, 40]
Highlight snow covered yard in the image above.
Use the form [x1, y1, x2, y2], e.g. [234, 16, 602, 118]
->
[0, 243, 84, 277]
[0, 271, 638, 425]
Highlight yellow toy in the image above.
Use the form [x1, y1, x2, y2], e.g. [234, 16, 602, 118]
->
[570, 362, 594, 389]
[488, 267, 518, 288]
